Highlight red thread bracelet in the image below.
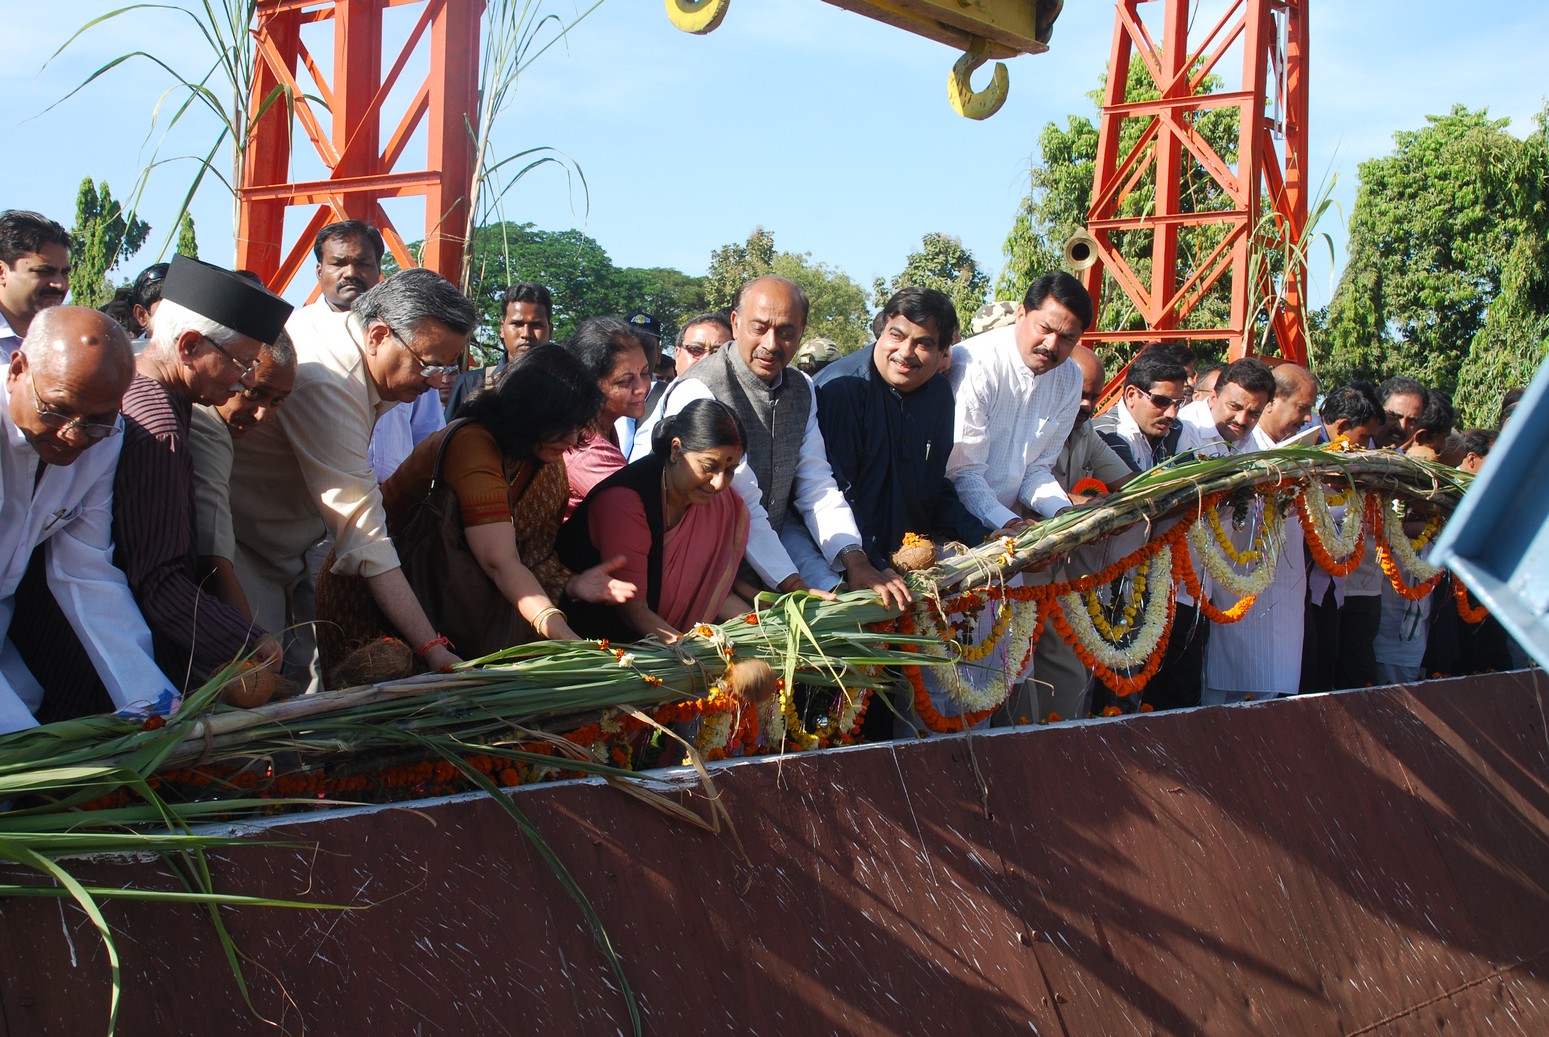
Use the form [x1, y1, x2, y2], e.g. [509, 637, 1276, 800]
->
[416, 635, 453, 658]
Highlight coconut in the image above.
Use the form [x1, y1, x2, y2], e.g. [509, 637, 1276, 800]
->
[891, 536, 937, 573]
[221, 667, 285, 709]
[725, 658, 778, 704]
[329, 637, 417, 688]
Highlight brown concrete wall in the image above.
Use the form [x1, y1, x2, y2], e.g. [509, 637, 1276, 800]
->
[3, 672, 1549, 1035]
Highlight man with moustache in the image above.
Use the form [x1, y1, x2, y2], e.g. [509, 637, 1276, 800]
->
[0, 307, 178, 731]
[631, 275, 908, 606]
[1174, 357, 1276, 456]
[810, 287, 988, 572]
[0, 210, 72, 359]
[945, 272, 1092, 534]
[1201, 363, 1318, 704]
[189, 332, 297, 624]
[108, 257, 292, 687]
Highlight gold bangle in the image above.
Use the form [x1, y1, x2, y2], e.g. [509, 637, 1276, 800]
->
[530, 605, 565, 635]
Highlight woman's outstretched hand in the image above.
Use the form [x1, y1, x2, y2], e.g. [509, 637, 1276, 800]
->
[569, 555, 638, 604]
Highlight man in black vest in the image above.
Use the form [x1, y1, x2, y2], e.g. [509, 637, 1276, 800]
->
[630, 275, 910, 609]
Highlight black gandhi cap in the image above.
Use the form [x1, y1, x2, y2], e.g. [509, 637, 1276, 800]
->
[161, 255, 293, 344]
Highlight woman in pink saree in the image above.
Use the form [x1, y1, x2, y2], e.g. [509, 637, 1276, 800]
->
[558, 399, 751, 641]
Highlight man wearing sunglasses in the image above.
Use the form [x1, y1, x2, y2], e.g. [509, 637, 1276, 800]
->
[230, 267, 477, 679]
[96, 255, 293, 694]
[0, 307, 179, 731]
[1091, 347, 1191, 472]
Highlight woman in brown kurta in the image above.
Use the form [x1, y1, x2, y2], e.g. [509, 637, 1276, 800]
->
[317, 345, 636, 683]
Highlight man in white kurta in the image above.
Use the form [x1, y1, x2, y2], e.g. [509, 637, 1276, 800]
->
[1202, 363, 1319, 703]
[0, 308, 176, 731]
[936, 274, 1090, 724]
[228, 269, 475, 676]
[945, 273, 1092, 530]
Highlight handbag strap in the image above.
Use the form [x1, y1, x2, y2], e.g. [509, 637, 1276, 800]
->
[428, 417, 474, 490]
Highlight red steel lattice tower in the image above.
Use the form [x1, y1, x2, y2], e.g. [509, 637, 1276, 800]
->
[237, 0, 482, 297]
[1080, 0, 1308, 377]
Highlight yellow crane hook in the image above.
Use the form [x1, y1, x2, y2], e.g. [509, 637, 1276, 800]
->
[948, 37, 1009, 120]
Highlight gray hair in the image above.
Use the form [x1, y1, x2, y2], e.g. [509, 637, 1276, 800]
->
[352, 267, 477, 337]
[146, 298, 245, 362]
[261, 328, 297, 369]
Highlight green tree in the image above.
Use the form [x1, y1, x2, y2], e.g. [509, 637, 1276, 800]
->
[68, 178, 150, 308]
[609, 266, 712, 348]
[705, 228, 872, 353]
[460, 222, 618, 350]
[704, 226, 776, 310]
[176, 213, 199, 258]
[403, 222, 711, 364]
[878, 232, 990, 333]
[998, 65, 1241, 356]
[1317, 105, 1541, 394]
[1451, 107, 1549, 426]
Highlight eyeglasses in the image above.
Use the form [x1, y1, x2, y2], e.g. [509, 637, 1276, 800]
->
[205, 337, 261, 387]
[1143, 389, 1185, 412]
[680, 342, 722, 360]
[390, 329, 459, 388]
[28, 372, 121, 439]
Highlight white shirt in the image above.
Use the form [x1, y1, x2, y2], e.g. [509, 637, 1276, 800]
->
[1175, 399, 1236, 458]
[944, 324, 1081, 530]
[0, 312, 22, 361]
[1202, 422, 1307, 697]
[1109, 398, 1159, 470]
[0, 379, 174, 731]
[229, 302, 400, 587]
[368, 388, 445, 484]
[630, 372, 862, 589]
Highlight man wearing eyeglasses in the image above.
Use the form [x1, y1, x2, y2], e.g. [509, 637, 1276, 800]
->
[229, 268, 477, 678]
[0, 307, 180, 732]
[95, 255, 294, 693]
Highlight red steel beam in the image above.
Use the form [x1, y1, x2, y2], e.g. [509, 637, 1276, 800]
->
[1085, 0, 1309, 411]
[236, 0, 483, 293]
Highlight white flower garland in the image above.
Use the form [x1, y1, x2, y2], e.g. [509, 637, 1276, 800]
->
[1057, 548, 1174, 670]
[1381, 498, 1443, 581]
[1301, 480, 1368, 560]
[918, 598, 1040, 713]
[1187, 500, 1283, 597]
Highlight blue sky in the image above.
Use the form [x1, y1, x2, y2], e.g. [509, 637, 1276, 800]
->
[4, 0, 1545, 310]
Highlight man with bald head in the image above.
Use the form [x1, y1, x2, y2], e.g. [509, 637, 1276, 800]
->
[631, 275, 908, 606]
[1202, 362, 1318, 704]
[0, 307, 178, 731]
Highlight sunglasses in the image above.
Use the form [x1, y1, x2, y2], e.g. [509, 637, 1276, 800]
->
[1140, 389, 1185, 412]
[680, 342, 722, 359]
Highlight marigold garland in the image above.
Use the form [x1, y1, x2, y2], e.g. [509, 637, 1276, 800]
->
[1171, 527, 1257, 624]
[1453, 579, 1489, 625]
[1296, 482, 1370, 577]
[1377, 498, 1442, 598]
